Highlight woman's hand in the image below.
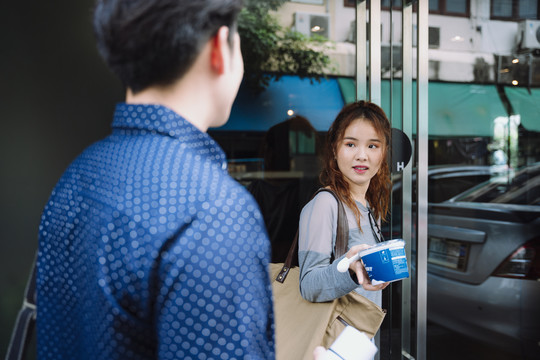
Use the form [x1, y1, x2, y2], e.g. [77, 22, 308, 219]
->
[345, 245, 389, 291]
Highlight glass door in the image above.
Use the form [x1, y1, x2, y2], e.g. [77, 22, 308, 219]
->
[352, 1, 429, 359]
[212, 1, 430, 358]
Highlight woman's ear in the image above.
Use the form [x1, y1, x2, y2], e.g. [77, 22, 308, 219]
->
[210, 26, 230, 74]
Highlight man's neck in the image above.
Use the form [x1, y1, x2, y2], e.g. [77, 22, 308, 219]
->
[124, 37, 234, 133]
[126, 82, 213, 133]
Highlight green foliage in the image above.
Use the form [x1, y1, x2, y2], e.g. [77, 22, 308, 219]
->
[238, 0, 334, 93]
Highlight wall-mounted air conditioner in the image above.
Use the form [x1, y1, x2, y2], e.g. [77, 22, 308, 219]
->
[518, 20, 540, 49]
[294, 12, 330, 39]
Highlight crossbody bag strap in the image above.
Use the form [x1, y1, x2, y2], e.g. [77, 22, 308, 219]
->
[6, 253, 38, 360]
[276, 188, 349, 283]
[331, 189, 349, 259]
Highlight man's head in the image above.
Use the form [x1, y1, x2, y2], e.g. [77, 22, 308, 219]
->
[93, 0, 244, 94]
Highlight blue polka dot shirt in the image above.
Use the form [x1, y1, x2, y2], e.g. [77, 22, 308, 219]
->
[36, 103, 275, 359]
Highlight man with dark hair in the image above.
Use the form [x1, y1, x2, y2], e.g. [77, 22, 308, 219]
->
[36, 0, 275, 358]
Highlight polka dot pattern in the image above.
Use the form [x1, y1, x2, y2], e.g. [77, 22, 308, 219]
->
[37, 103, 275, 359]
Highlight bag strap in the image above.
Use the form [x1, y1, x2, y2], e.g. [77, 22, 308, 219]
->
[6, 253, 38, 360]
[276, 188, 349, 283]
[367, 208, 385, 243]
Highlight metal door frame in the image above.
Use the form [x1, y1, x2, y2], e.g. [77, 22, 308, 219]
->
[355, 1, 428, 359]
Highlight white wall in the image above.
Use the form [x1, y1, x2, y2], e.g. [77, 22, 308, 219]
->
[274, 0, 536, 80]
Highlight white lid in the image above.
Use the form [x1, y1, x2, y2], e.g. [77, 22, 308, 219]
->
[359, 239, 405, 257]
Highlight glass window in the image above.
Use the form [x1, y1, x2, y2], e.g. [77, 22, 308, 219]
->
[429, 0, 469, 16]
[429, 0, 440, 12]
[349, 0, 404, 10]
[453, 164, 540, 205]
[492, 0, 513, 18]
[492, 0, 540, 20]
[382, 0, 402, 8]
[519, 0, 538, 18]
[446, 0, 468, 14]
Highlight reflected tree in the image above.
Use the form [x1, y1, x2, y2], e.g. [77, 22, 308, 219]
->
[238, 0, 334, 93]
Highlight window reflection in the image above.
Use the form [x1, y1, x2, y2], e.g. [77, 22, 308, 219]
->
[209, 2, 540, 358]
[212, 114, 323, 263]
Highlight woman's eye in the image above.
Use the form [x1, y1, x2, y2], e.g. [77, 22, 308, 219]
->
[345, 143, 355, 148]
[368, 144, 379, 149]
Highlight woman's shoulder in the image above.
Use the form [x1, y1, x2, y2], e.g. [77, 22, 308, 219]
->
[304, 189, 339, 213]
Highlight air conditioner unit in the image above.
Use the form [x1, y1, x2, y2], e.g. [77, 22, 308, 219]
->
[294, 12, 330, 39]
[518, 19, 540, 49]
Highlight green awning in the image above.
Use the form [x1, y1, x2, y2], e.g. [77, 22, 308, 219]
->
[505, 87, 540, 132]
[427, 82, 508, 137]
[336, 79, 538, 137]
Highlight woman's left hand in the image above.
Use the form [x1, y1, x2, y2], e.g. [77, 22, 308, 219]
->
[346, 244, 389, 291]
[351, 260, 389, 291]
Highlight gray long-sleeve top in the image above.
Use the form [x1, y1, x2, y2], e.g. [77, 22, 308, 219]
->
[298, 191, 382, 306]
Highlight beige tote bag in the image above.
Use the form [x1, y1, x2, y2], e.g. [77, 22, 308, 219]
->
[270, 189, 386, 360]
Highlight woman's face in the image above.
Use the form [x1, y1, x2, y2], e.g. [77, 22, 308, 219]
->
[335, 118, 385, 194]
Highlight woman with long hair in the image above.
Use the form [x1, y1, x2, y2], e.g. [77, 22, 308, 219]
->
[298, 100, 391, 306]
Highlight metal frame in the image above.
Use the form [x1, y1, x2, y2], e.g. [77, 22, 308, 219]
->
[356, 0, 368, 100]
[355, 1, 429, 359]
[369, 0, 382, 105]
[401, 1, 414, 359]
[416, 1, 429, 359]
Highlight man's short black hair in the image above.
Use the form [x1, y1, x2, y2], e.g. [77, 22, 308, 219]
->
[93, 0, 243, 93]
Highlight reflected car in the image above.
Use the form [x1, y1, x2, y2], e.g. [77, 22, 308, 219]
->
[427, 163, 540, 358]
[385, 165, 496, 238]
[392, 164, 501, 203]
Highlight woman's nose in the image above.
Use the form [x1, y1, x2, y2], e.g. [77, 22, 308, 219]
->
[355, 148, 367, 161]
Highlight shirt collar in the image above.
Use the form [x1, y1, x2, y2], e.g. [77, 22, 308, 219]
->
[111, 103, 228, 170]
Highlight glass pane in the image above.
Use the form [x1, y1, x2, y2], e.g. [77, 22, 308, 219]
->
[429, 0, 439, 11]
[211, 75, 340, 260]
[519, 0, 538, 19]
[212, 2, 346, 265]
[446, 0, 468, 14]
[427, 43, 540, 360]
[492, 0, 513, 17]
[382, 0, 402, 8]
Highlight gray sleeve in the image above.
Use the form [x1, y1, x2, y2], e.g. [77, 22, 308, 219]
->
[298, 192, 359, 302]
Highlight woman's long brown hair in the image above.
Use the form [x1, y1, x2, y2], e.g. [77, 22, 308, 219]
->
[319, 100, 392, 229]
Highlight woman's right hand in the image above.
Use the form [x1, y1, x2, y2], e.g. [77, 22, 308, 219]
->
[345, 245, 389, 291]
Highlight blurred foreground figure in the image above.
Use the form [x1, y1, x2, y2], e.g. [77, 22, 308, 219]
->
[36, 0, 275, 359]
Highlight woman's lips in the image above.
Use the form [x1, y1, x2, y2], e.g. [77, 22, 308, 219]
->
[353, 166, 368, 173]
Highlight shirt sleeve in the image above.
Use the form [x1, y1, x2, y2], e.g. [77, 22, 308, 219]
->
[298, 191, 359, 302]
[154, 188, 275, 359]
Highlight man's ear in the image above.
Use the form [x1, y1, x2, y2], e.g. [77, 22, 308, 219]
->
[210, 26, 230, 75]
